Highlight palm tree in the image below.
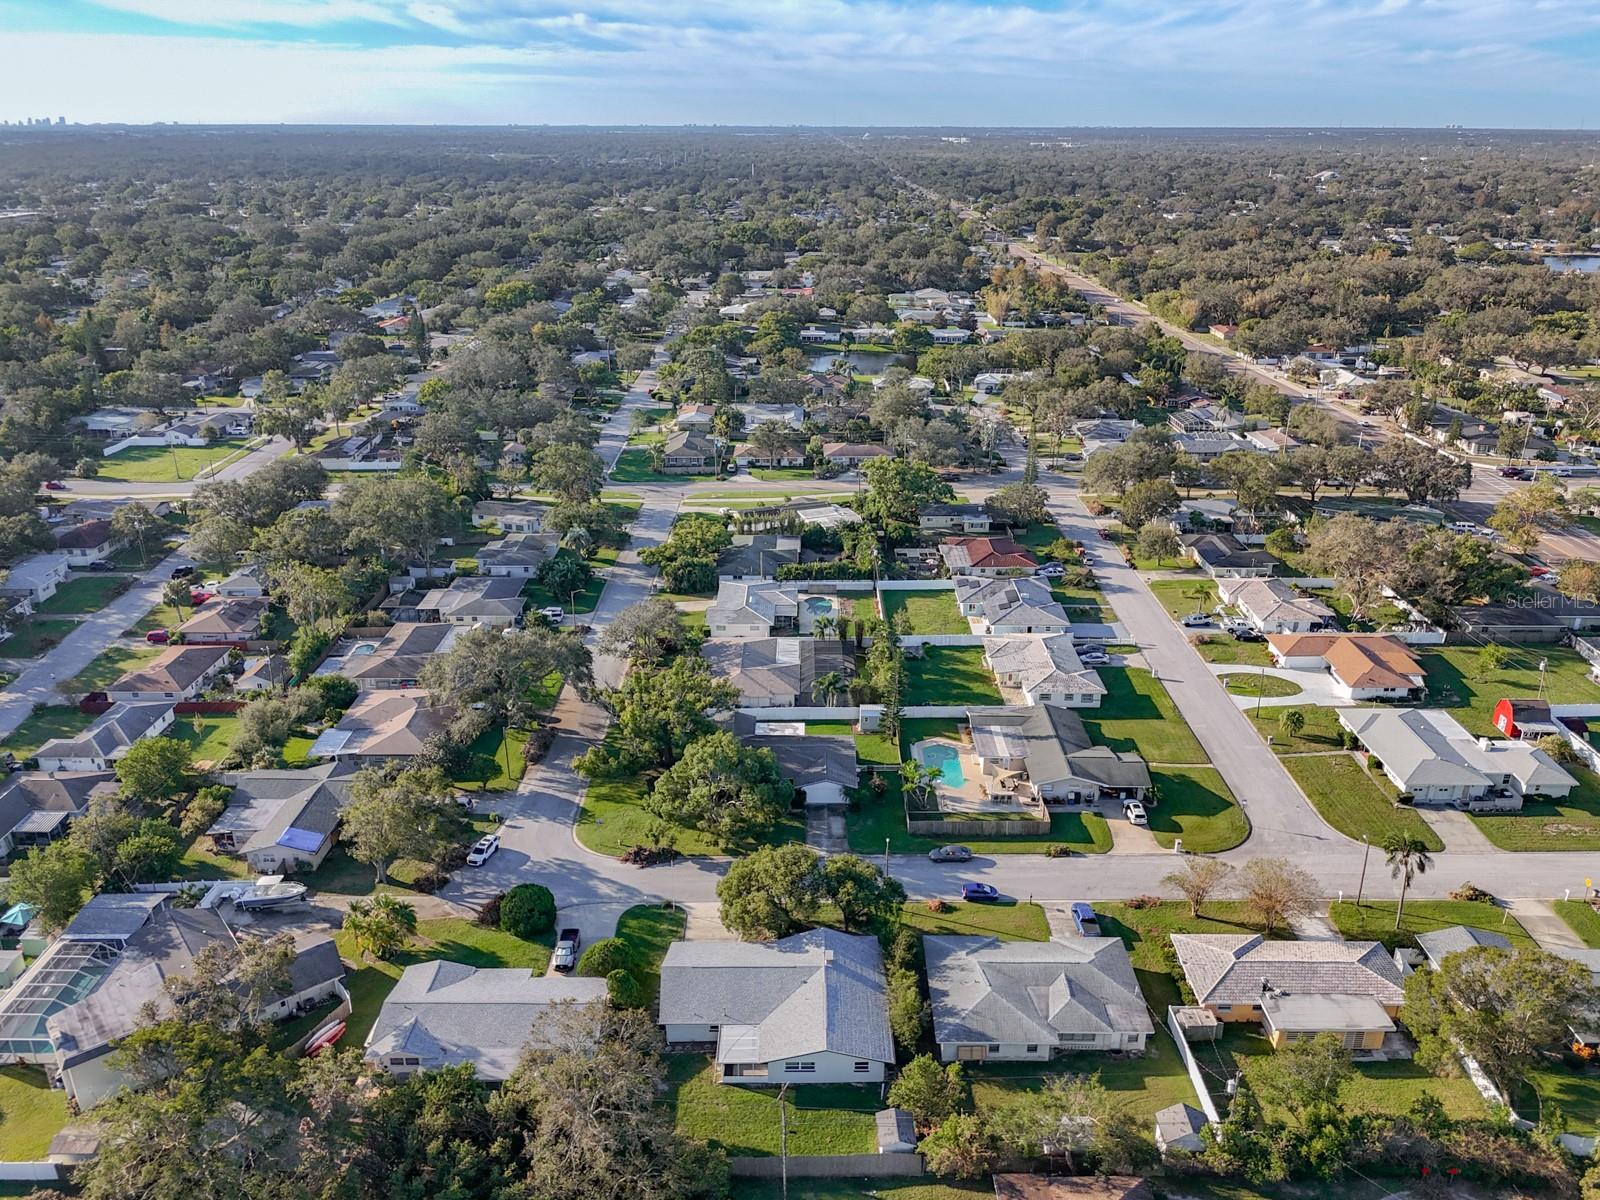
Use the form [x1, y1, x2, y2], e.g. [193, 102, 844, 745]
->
[1382, 832, 1434, 930]
[814, 670, 844, 706]
[343, 894, 418, 961]
[813, 615, 836, 640]
[900, 760, 943, 806]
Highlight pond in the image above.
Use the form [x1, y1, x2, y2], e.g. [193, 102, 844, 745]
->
[1543, 255, 1600, 274]
[807, 349, 905, 375]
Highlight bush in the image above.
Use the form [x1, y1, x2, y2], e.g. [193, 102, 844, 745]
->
[286, 624, 336, 679]
[1046, 845, 1074, 858]
[925, 898, 952, 914]
[1126, 894, 1161, 909]
[577, 937, 636, 977]
[477, 893, 503, 927]
[776, 560, 871, 581]
[302, 673, 358, 720]
[605, 968, 646, 1008]
[522, 725, 556, 764]
[499, 883, 556, 938]
[412, 867, 448, 894]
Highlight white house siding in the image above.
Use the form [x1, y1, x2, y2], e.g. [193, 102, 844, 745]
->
[245, 841, 330, 874]
[481, 564, 539, 579]
[1029, 689, 1101, 709]
[763, 1051, 885, 1085]
[940, 1031, 1147, 1063]
[989, 621, 1072, 636]
[709, 620, 770, 639]
[664, 1023, 720, 1044]
[37, 754, 104, 773]
[61, 1054, 126, 1109]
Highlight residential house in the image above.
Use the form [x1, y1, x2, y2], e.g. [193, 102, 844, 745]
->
[707, 581, 800, 638]
[51, 498, 171, 527]
[923, 935, 1153, 1062]
[72, 407, 150, 440]
[216, 564, 268, 598]
[476, 532, 559, 579]
[732, 440, 807, 469]
[919, 503, 992, 534]
[1169, 405, 1245, 434]
[0, 553, 70, 604]
[1414, 926, 1512, 973]
[34, 703, 175, 772]
[1266, 633, 1426, 701]
[1208, 324, 1240, 341]
[1336, 707, 1576, 810]
[1172, 498, 1244, 532]
[415, 577, 525, 627]
[105, 645, 230, 701]
[738, 725, 857, 806]
[701, 637, 851, 708]
[1492, 697, 1565, 740]
[0, 772, 114, 858]
[659, 929, 895, 1084]
[335, 622, 464, 690]
[178, 596, 268, 644]
[973, 372, 1018, 395]
[471, 500, 546, 534]
[785, 500, 862, 530]
[1183, 534, 1276, 579]
[236, 654, 288, 691]
[1217, 578, 1335, 635]
[306, 691, 455, 765]
[1452, 589, 1600, 641]
[52, 520, 124, 565]
[675, 403, 717, 430]
[966, 705, 1150, 803]
[1072, 419, 1139, 457]
[716, 534, 802, 582]
[741, 403, 806, 430]
[955, 576, 1072, 636]
[821, 442, 894, 468]
[205, 762, 359, 873]
[1245, 428, 1300, 453]
[662, 431, 720, 474]
[983, 634, 1105, 708]
[365, 962, 607, 1080]
[931, 327, 972, 345]
[1172, 433, 1254, 461]
[1169, 933, 1405, 1049]
[939, 537, 1039, 578]
[47, 907, 344, 1107]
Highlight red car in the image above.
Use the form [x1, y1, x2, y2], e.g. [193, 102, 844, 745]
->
[145, 630, 170, 644]
[42, 480, 66, 491]
[189, 590, 212, 605]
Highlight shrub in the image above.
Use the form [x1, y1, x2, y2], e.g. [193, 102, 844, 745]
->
[522, 725, 556, 764]
[477, 893, 503, 927]
[1046, 845, 1074, 858]
[577, 937, 636, 977]
[412, 868, 448, 894]
[1126, 894, 1162, 909]
[605, 968, 646, 1008]
[925, 898, 952, 914]
[1083, 497, 1107, 516]
[499, 883, 556, 938]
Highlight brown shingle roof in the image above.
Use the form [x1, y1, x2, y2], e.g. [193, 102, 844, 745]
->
[1267, 632, 1423, 690]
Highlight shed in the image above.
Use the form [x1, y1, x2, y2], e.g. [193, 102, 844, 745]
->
[875, 1107, 917, 1153]
[1154, 1102, 1209, 1154]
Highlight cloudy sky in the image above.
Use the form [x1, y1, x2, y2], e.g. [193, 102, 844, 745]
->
[2, 0, 1598, 127]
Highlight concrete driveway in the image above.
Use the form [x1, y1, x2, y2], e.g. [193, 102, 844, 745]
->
[1207, 663, 1345, 709]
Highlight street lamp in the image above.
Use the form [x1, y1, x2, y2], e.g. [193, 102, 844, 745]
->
[884, 837, 890, 872]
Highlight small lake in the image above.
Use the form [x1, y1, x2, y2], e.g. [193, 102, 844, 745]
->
[1542, 255, 1600, 274]
[807, 349, 906, 375]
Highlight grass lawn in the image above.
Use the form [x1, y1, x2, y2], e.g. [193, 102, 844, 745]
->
[1555, 899, 1600, 948]
[666, 1057, 879, 1156]
[0, 704, 96, 758]
[1147, 766, 1249, 853]
[94, 438, 253, 483]
[846, 774, 1112, 857]
[1420, 645, 1600, 736]
[283, 733, 317, 765]
[880, 587, 966, 634]
[1519, 1064, 1600, 1133]
[174, 833, 253, 881]
[609, 448, 682, 483]
[734, 1182, 993, 1200]
[0, 1065, 69, 1161]
[1222, 671, 1302, 698]
[336, 917, 555, 1046]
[612, 903, 685, 1006]
[806, 720, 903, 769]
[520, 547, 620, 614]
[1248, 704, 1348, 753]
[109, 538, 176, 570]
[1328, 899, 1533, 952]
[970, 1035, 1200, 1128]
[750, 467, 819, 481]
[1148, 578, 1218, 622]
[129, 602, 183, 635]
[897, 898, 1050, 941]
[1190, 634, 1274, 667]
[1282, 753, 1443, 849]
[903, 645, 1002, 706]
[1470, 765, 1600, 851]
[0, 616, 78, 657]
[1051, 581, 1115, 625]
[1081, 668, 1207, 764]
[168, 715, 241, 768]
[34, 573, 131, 614]
[459, 723, 533, 791]
[65, 641, 162, 694]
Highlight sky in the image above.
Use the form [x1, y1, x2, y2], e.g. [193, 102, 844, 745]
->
[2, 0, 1599, 128]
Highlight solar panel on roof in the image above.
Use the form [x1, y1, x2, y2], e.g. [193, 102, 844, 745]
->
[277, 827, 325, 853]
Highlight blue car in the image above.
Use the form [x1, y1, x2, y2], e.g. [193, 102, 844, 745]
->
[961, 882, 1000, 902]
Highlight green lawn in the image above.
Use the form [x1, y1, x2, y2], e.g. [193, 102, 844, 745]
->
[283, 733, 317, 765]
[1147, 766, 1249, 853]
[94, 438, 253, 483]
[34, 573, 131, 614]
[520, 546, 620, 614]
[846, 774, 1112, 857]
[174, 833, 253, 881]
[168, 715, 241, 768]
[1470, 765, 1600, 851]
[734, 1182, 992, 1200]
[1248, 704, 1348, 753]
[666, 1057, 879, 1156]
[897, 899, 1050, 941]
[903, 645, 1002, 706]
[1148, 578, 1218, 622]
[1554, 899, 1600, 948]
[610, 448, 684, 483]
[970, 1035, 1199, 1128]
[64, 642, 162, 694]
[0, 704, 96, 758]
[460, 723, 533, 791]
[750, 467, 819, 481]
[1222, 671, 1302, 698]
[1051, 581, 1116, 625]
[1519, 1064, 1600, 1133]
[1190, 634, 1274, 667]
[0, 1066, 69, 1161]
[129, 602, 183, 635]
[612, 903, 686, 1007]
[1421, 645, 1600, 736]
[1081, 667, 1207, 764]
[1095, 900, 1282, 1013]
[0, 617, 78, 657]
[881, 587, 967, 634]
[1282, 752, 1443, 850]
[1328, 900, 1533, 952]
[305, 813, 501, 897]
[335, 917, 555, 1047]
[109, 538, 177, 570]
[806, 720, 903, 769]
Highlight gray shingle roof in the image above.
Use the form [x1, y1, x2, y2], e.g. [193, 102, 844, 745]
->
[1170, 933, 1404, 1007]
[924, 935, 1153, 1047]
[967, 705, 1150, 791]
[1414, 925, 1512, 969]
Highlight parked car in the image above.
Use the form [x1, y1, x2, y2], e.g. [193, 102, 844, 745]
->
[144, 630, 170, 644]
[537, 606, 564, 623]
[1096, 528, 1112, 540]
[188, 590, 212, 606]
[1122, 800, 1149, 826]
[1034, 562, 1066, 578]
[1180, 613, 1211, 627]
[1070, 901, 1101, 936]
[553, 928, 581, 972]
[928, 845, 973, 863]
[1500, 466, 1531, 479]
[169, 565, 195, 579]
[1529, 565, 1552, 578]
[465, 833, 500, 866]
[86, 560, 115, 572]
[1232, 628, 1265, 643]
[961, 882, 1000, 902]
[1079, 651, 1111, 666]
[42, 480, 66, 491]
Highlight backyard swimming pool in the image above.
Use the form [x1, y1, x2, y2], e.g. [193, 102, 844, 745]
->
[803, 597, 834, 616]
[918, 742, 966, 788]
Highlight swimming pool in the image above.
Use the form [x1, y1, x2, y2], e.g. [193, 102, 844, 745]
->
[919, 743, 966, 788]
[803, 597, 834, 616]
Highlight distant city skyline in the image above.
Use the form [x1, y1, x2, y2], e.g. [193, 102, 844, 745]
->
[1, 0, 1598, 129]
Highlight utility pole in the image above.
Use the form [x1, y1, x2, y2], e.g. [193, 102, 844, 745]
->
[1355, 835, 1371, 906]
[779, 1082, 790, 1200]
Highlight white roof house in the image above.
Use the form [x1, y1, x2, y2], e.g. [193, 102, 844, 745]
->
[1217, 578, 1336, 634]
[1336, 708, 1577, 809]
[706, 581, 801, 639]
[34, 703, 175, 773]
[983, 634, 1105, 708]
[954, 576, 1072, 636]
[0, 553, 71, 603]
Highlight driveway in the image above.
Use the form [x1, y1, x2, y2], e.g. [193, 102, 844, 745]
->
[1206, 662, 1344, 709]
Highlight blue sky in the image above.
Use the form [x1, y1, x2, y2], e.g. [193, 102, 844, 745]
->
[2, 0, 1599, 127]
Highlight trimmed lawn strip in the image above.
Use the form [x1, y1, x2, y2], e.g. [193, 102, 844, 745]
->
[129, 602, 183, 635]
[1148, 578, 1218, 622]
[1554, 899, 1600, 948]
[0, 617, 79, 658]
[733, 1183, 992, 1200]
[880, 587, 966, 634]
[1282, 753, 1443, 850]
[1191, 635, 1273, 667]
[1470, 766, 1600, 851]
[93, 439, 253, 483]
[612, 903, 686, 1007]
[903, 645, 1002, 706]
[1222, 672, 1301, 698]
[65, 642, 162, 694]
[1081, 667, 1207, 764]
[0, 704, 96, 758]
[666, 1056, 878, 1156]
[846, 773, 1111, 857]
[1147, 766, 1249, 853]
[609, 448, 684, 483]
[0, 1065, 69, 1161]
[1248, 705, 1347, 754]
[168, 714, 241, 768]
[35, 574, 132, 614]
[1328, 900, 1533, 952]
[897, 899, 1050, 941]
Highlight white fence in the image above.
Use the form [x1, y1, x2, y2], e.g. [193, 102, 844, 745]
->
[736, 705, 860, 720]
[903, 705, 978, 718]
[1165, 1007, 1222, 1124]
[877, 580, 958, 592]
[317, 457, 405, 471]
[0, 1165, 60, 1182]
[902, 634, 986, 648]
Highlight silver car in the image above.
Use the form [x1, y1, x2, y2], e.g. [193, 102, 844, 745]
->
[928, 845, 973, 863]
